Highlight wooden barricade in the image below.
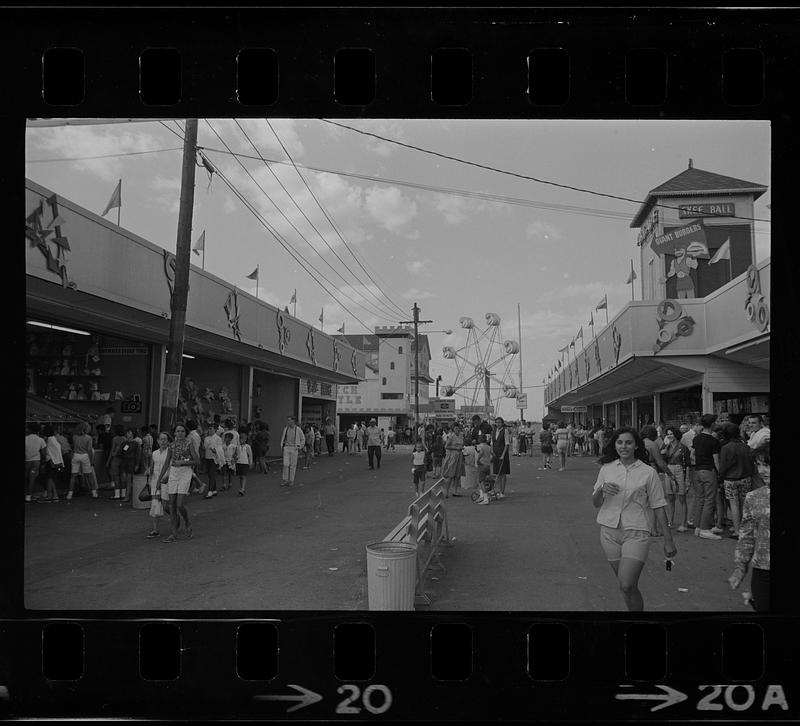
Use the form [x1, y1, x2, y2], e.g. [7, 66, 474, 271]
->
[382, 477, 451, 607]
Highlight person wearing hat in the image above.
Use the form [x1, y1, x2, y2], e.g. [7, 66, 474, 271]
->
[366, 418, 382, 470]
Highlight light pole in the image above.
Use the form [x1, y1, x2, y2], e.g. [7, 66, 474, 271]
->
[399, 304, 433, 431]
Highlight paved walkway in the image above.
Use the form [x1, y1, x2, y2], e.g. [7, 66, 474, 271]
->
[24, 447, 751, 612]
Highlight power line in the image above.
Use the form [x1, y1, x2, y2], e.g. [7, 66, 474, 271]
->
[198, 150, 383, 339]
[26, 147, 183, 163]
[159, 120, 185, 141]
[204, 120, 399, 325]
[265, 119, 409, 319]
[235, 119, 404, 321]
[320, 119, 772, 225]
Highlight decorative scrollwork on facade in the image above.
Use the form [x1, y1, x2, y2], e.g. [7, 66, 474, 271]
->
[224, 289, 242, 342]
[744, 264, 769, 333]
[612, 326, 622, 365]
[332, 339, 341, 372]
[276, 309, 291, 353]
[351, 349, 358, 376]
[306, 326, 317, 366]
[653, 298, 696, 353]
[26, 194, 72, 289]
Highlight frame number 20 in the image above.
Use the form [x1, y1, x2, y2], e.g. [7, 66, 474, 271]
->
[336, 684, 393, 715]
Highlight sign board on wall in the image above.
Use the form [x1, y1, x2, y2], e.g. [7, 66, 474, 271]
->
[561, 405, 587, 413]
[431, 399, 456, 413]
[678, 203, 735, 219]
[515, 393, 528, 409]
[300, 378, 336, 400]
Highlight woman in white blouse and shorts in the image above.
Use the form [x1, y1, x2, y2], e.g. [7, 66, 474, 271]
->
[159, 423, 199, 543]
[592, 427, 677, 611]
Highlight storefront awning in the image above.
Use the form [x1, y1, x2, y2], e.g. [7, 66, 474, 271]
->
[549, 356, 703, 408]
[27, 276, 360, 385]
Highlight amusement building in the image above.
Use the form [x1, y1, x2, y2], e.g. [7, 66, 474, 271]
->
[544, 162, 770, 429]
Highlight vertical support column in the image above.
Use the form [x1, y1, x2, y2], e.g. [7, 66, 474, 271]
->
[240, 365, 253, 424]
[631, 397, 638, 428]
[653, 392, 661, 426]
[702, 371, 714, 414]
[614, 401, 620, 427]
[148, 343, 167, 428]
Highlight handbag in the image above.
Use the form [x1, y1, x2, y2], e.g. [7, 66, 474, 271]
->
[138, 480, 153, 502]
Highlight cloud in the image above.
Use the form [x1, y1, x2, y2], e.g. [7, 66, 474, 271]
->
[150, 176, 182, 213]
[525, 220, 561, 241]
[222, 193, 237, 214]
[433, 194, 468, 224]
[330, 119, 410, 157]
[364, 185, 418, 232]
[401, 288, 434, 300]
[405, 258, 433, 277]
[27, 123, 164, 181]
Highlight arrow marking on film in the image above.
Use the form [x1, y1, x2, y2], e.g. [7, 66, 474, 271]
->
[615, 684, 688, 712]
[253, 684, 323, 713]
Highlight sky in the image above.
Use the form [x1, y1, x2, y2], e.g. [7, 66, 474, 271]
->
[25, 119, 771, 421]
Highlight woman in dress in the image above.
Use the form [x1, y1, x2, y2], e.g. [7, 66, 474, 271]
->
[491, 417, 511, 498]
[592, 427, 677, 611]
[440, 423, 466, 498]
[554, 421, 570, 471]
[158, 423, 199, 543]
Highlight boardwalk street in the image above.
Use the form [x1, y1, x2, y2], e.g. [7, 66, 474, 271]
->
[25, 447, 750, 612]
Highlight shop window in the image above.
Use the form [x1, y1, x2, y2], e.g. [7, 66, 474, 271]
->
[397, 346, 403, 354]
[382, 377, 387, 385]
[390, 362, 395, 370]
[659, 386, 702, 427]
[381, 393, 403, 400]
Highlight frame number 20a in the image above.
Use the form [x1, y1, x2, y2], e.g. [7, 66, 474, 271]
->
[336, 684, 393, 715]
[698, 685, 789, 712]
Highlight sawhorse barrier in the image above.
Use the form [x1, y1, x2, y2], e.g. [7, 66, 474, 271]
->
[383, 477, 451, 607]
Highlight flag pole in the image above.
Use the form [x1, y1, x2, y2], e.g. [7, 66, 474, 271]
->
[293, 293, 296, 317]
[630, 260, 635, 301]
[117, 180, 121, 227]
[605, 297, 609, 326]
[202, 247, 205, 271]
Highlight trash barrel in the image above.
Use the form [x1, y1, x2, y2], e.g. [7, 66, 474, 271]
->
[365, 541, 418, 611]
[131, 474, 151, 509]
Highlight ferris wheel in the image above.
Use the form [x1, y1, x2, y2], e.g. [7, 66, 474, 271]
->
[441, 312, 520, 417]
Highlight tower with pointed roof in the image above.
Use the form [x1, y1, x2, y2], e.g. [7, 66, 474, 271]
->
[631, 161, 767, 300]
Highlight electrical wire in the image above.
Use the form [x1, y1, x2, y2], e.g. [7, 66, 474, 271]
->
[320, 119, 772, 225]
[26, 147, 183, 163]
[203, 120, 400, 325]
[265, 119, 410, 319]
[159, 120, 185, 141]
[235, 119, 405, 321]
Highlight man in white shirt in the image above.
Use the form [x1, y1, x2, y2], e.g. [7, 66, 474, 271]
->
[25, 423, 47, 502]
[367, 419, 383, 470]
[280, 415, 306, 487]
[746, 415, 770, 450]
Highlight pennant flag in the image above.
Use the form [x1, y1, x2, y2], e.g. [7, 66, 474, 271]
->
[569, 339, 576, 349]
[595, 294, 607, 311]
[289, 289, 297, 304]
[708, 238, 731, 265]
[246, 266, 259, 280]
[589, 312, 594, 327]
[625, 263, 637, 285]
[576, 326, 584, 341]
[557, 360, 562, 369]
[192, 230, 205, 256]
[284, 306, 290, 314]
[318, 308, 324, 325]
[337, 324, 345, 334]
[101, 179, 122, 217]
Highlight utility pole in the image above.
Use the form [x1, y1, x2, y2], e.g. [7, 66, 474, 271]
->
[518, 302, 524, 422]
[160, 119, 198, 432]
[399, 303, 432, 431]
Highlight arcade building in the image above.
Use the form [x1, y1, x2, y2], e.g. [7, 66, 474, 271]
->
[545, 162, 770, 429]
[25, 178, 365, 439]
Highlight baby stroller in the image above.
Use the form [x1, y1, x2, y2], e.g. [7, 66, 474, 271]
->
[471, 473, 500, 502]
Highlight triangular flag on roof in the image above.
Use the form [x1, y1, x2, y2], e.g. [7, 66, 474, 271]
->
[246, 266, 259, 280]
[589, 312, 594, 327]
[337, 324, 345, 334]
[318, 308, 324, 325]
[284, 306, 290, 314]
[192, 230, 205, 255]
[708, 238, 731, 265]
[576, 326, 584, 341]
[289, 289, 296, 304]
[101, 179, 122, 217]
[595, 294, 607, 311]
[626, 259, 637, 284]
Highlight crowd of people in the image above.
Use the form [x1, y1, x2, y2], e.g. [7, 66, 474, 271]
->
[25, 409, 772, 610]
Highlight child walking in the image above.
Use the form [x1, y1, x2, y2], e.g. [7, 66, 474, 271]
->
[222, 431, 237, 491]
[411, 441, 427, 497]
[147, 432, 171, 539]
[236, 432, 253, 495]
